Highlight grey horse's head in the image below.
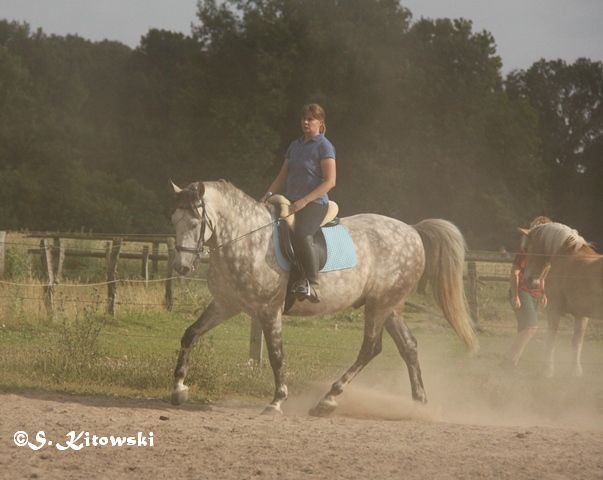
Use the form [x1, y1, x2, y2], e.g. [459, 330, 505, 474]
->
[170, 180, 212, 275]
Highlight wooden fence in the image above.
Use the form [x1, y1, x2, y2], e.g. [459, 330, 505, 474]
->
[0, 232, 206, 316]
[25, 232, 172, 279]
[0, 231, 5, 280]
[465, 250, 513, 325]
[0, 231, 513, 362]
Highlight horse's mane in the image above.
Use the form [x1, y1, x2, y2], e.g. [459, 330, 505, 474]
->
[530, 222, 592, 255]
[203, 179, 260, 205]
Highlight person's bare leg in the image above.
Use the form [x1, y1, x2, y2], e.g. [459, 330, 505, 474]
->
[505, 326, 538, 366]
[571, 317, 589, 377]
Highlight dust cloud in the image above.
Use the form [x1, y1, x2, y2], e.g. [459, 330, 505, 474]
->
[285, 336, 603, 431]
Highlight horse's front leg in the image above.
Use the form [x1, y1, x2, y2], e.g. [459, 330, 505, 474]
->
[544, 311, 561, 378]
[571, 316, 589, 377]
[258, 309, 288, 415]
[171, 300, 237, 405]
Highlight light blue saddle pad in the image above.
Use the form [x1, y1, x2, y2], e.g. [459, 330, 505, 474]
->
[272, 220, 357, 273]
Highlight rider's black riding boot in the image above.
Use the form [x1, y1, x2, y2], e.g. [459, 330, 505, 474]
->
[292, 234, 320, 303]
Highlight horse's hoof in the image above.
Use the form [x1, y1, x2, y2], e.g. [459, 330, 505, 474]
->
[309, 398, 338, 417]
[572, 366, 583, 377]
[171, 386, 189, 405]
[413, 394, 428, 404]
[261, 404, 283, 416]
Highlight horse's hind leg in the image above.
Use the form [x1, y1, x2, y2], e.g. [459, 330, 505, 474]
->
[171, 300, 236, 405]
[571, 316, 589, 377]
[385, 313, 427, 403]
[310, 303, 386, 417]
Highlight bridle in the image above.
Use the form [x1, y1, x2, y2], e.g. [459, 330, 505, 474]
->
[174, 199, 212, 258]
[173, 188, 294, 256]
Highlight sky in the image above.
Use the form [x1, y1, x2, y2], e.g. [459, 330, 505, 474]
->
[0, 0, 602, 73]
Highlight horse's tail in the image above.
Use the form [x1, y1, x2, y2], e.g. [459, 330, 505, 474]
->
[414, 219, 479, 353]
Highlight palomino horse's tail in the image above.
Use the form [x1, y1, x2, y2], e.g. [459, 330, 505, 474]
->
[414, 219, 479, 353]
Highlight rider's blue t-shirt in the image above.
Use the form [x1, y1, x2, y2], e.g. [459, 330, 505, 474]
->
[285, 134, 336, 205]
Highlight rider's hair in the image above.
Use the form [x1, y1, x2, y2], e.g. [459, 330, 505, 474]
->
[529, 216, 552, 229]
[301, 103, 327, 134]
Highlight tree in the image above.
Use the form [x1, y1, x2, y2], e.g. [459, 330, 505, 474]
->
[506, 59, 603, 243]
[0, 20, 165, 233]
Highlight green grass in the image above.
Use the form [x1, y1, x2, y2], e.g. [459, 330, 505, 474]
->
[2, 282, 602, 405]
[0, 284, 462, 400]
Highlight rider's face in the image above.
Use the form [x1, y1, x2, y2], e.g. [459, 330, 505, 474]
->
[301, 115, 322, 137]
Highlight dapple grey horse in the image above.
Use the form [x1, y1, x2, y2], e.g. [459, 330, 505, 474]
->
[170, 180, 478, 415]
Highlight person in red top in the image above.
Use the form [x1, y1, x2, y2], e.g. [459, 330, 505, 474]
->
[503, 215, 552, 367]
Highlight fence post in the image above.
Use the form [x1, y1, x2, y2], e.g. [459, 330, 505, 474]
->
[467, 261, 479, 325]
[53, 237, 65, 282]
[164, 238, 175, 311]
[152, 242, 160, 278]
[0, 231, 5, 279]
[141, 245, 150, 287]
[104, 241, 111, 263]
[249, 318, 264, 365]
[40, 239, 55, 318]
[106, 238, 122, 316]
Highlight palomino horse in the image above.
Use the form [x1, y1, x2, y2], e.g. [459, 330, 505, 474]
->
[523, 222, 603, 377]
[169, 180, 478, 415]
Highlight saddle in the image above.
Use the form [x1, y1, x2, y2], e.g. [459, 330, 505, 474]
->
[267, 195, 340, 312]
[267, 195, 339, 269]
[267, 194, 339, 231]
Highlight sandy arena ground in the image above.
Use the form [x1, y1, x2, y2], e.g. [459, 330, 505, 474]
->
[2, 376, 603, 480]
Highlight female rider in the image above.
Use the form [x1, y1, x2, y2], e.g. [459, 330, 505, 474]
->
[261, 104, 336, 303]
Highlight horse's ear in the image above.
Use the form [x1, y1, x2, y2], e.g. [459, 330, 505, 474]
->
[517, 228, 530, 236]
[194, 182, 205, 201]
[169, 179, 183, 194]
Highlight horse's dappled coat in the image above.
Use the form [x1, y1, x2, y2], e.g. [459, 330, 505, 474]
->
[170, 180, 477, 415]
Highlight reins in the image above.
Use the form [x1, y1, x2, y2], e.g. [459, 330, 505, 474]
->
[176, 200, 292, 256]
[212, 217, 283, 251]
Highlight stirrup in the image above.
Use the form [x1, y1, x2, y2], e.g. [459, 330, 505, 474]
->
[291, 279, 320, 303]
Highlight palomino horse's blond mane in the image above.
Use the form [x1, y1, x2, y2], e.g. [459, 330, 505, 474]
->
[530, 222, 590, 256]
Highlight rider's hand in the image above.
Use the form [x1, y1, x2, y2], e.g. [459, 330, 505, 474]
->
[539, 294, 548, 308]
[512, 295, 521, 309]
[260, 191, 273, 203]
[291, 198, 309, 213]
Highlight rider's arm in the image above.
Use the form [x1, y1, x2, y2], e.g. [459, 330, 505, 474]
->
[538, 264, 551, 307]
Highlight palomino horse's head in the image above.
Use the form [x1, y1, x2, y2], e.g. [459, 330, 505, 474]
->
[170, 180, 213, 275]
[523, 222, 588, 284]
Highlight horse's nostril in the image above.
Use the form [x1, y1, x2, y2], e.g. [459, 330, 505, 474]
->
[174, 262, 190, 276]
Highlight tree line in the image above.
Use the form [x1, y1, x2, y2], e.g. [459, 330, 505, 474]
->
[0, 0, 601, 249]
